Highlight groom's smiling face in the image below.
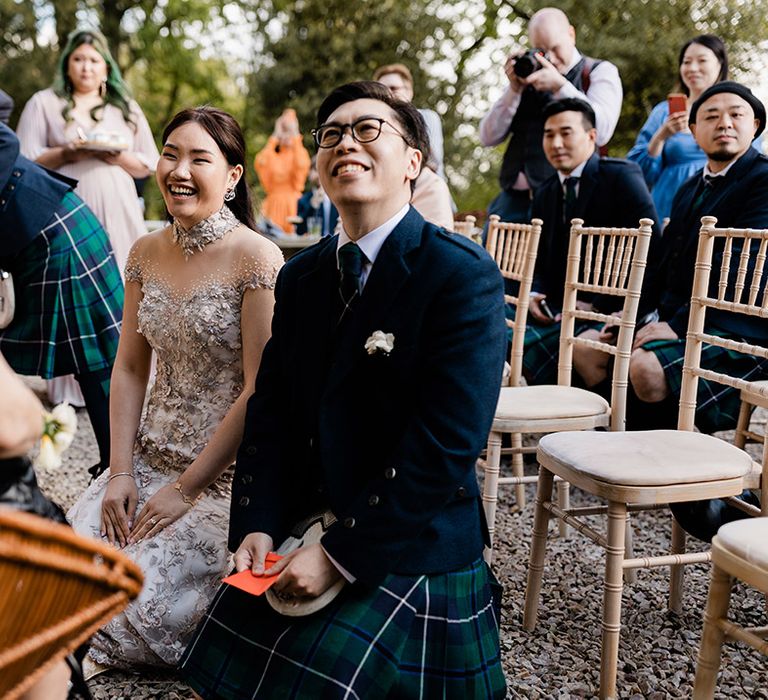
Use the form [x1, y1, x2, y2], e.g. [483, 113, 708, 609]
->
[316, 98, 421, 216]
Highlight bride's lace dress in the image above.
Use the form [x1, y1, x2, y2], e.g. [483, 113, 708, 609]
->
[68, 224, 282, 667]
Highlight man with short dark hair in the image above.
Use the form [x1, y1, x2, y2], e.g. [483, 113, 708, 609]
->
[480, 7, 622, 224]
[181, 81, 507, 699]
[520, 97, 657, 386]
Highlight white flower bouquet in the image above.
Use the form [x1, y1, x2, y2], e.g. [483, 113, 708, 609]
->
[35, 403, 78, 470]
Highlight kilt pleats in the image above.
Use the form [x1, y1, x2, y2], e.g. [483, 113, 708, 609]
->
[181, 558, 506, 699]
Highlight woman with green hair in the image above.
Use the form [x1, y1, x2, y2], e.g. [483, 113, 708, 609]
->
[16, 27, 159, 412]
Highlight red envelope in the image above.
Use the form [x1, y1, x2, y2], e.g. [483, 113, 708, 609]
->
[222, 552, 284, 596]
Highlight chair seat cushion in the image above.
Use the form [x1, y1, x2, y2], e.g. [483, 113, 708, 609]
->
[538, 430, 753, 486]
[496, 385, 609, 421]
[716, 518, 768, 570]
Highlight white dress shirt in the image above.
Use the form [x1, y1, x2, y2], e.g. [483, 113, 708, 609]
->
[336, 203, 410, 289]
[479, 49, 623, 149]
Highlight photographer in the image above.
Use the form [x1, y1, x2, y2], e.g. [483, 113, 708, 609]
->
[480, 7, 622, 223]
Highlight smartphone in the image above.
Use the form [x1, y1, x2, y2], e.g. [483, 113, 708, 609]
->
[539, 299, 555, 320]
[667, 93, 687, 114]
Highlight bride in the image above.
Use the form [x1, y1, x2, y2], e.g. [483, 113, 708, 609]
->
[68, 106, 283, 668]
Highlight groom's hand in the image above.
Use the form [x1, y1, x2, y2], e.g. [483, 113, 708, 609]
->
[268, 543, 343, 599]
[234, 532, 274, 574]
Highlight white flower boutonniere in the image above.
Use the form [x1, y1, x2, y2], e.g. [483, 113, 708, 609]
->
[35, 402, 78, 470]
[365, 330, 395, 356]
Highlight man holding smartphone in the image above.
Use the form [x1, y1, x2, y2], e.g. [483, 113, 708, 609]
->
[517, 98, 658, 386]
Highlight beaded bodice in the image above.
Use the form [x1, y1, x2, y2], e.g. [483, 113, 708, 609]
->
[124, 242, 282, 477]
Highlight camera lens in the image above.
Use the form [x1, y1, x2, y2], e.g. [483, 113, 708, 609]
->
[513, 49, 542, 78]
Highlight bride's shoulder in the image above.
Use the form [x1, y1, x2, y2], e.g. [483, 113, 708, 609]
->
[229, 225, 284, 291]
[124, 226, 172, 283]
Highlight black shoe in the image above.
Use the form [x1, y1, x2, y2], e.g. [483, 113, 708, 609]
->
[670, 490, 761, 543]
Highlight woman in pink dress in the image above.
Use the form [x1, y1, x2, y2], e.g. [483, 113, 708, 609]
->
[16, 28, 159, 417]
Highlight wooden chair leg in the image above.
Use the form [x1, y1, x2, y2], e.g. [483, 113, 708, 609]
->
[599, 500, 628, 700]
[511, 431, 526, 509]
[669, 515, 687, 615]
[733, 399, 754, 450]
[482, 430, 503, 564]
[693, 563, 732, 699]
[557, 479, 570, 539]
[624, 513, 637, 584]
[523, 467, 555, 631]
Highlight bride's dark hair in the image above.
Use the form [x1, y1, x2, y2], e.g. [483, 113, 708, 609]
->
[161, 106, 257, 230]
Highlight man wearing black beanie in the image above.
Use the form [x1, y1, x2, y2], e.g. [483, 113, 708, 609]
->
[620, 80, 768, 540]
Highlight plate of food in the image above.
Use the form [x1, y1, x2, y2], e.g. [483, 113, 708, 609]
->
[76, 129, 128, 151]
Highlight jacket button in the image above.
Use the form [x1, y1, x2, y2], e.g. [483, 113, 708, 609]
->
[384, 467, 396, 479]
[368, 494, 380, 506]
[239, 496, 250, 506]
[344, 517, 356, 528]
[12, 170, 20, 177]
[241, 474, 253, 485]
[456, 486, 467, 498]
[7, 184, 14, 191]
[0, 198, 5, 206]
[246, 445, 257, 456]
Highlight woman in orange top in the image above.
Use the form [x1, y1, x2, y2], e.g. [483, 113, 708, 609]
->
[254, 108, 311, 233]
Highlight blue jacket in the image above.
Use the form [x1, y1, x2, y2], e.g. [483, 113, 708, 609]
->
[295, 190, 338, 236]
[0, 122, 75, 257]
[229, 207, 507, 585]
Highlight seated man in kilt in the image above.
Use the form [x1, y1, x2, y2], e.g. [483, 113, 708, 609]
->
[519, 97, 658, 385]
[180, 81, 508, 699]
[624, 81, 768, 435]
[0, 121, 122, 478]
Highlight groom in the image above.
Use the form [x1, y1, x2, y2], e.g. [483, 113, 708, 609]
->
[182, 82, 507, 698]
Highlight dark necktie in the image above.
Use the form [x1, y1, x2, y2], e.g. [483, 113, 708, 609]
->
[338, 242, 365, 321]
[692, 174, 719, 212]
[563, 176, 579, 224]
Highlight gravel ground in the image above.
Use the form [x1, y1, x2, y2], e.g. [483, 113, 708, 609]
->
[24, 377, 768, 699]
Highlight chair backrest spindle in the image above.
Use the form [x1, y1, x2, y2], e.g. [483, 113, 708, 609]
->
[557, 218, 654, 431]
[485, 214, 543, 388]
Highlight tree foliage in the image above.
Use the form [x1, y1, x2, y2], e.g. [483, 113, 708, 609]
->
[2, 0, 768, 217]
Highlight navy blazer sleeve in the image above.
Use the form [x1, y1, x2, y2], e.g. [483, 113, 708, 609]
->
[320, 246, 506, 583]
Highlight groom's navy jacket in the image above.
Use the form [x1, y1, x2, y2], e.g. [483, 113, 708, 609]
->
[230, 207, 507, 586]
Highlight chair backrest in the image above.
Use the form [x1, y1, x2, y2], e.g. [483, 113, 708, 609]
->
[0, 509, 143, 699]
[679, 217, 768, 434]
[453, 215, 477, 239]
[486, 214, 544, 387]
[558, 217, 654, 430]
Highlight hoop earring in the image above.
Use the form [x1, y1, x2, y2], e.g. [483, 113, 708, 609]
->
[224, 188, 236, 202]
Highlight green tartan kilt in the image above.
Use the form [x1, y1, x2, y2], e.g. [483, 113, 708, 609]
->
[642, 331, 768, 433]
[180, 557, 506, 699]
[0, 192, 123, 387]
[505, 305, 592, 385]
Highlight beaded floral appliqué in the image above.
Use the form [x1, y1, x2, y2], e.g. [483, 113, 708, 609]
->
[172, 205, 239, 258]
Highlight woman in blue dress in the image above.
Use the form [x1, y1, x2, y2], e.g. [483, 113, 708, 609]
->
[627, 35, 729, 221]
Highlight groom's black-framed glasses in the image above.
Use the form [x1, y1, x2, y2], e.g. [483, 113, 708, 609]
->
[312, 117, 412, 149]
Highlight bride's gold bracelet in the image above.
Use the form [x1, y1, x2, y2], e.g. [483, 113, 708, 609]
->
[173, 481, 199, 506]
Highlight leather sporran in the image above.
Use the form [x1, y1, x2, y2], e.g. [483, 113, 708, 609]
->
[0, 269, 14, 329]
[265, 510, 346, 617]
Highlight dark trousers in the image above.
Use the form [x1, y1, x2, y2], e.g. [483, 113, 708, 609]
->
[75, 368, 111, 474]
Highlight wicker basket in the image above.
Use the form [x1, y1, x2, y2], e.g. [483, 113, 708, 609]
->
[0, 509, 143, 699]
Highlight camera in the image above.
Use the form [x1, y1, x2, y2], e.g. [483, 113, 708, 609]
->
[513, 49, 548, 78]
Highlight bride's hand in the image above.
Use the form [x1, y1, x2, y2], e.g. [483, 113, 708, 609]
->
[101, 475, 139, 548]
[129, 483, 192, 544]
